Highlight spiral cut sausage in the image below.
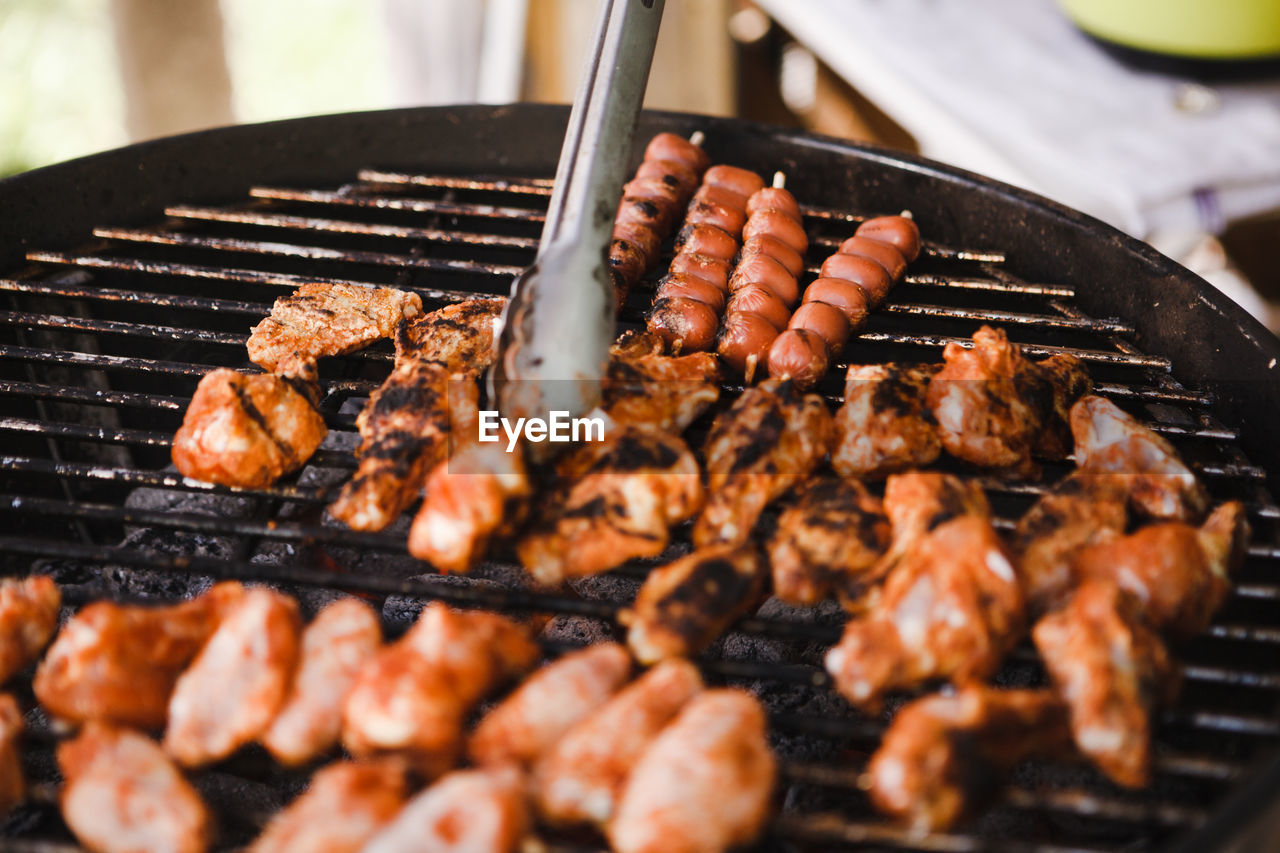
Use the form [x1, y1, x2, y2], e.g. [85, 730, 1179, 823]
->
[609, 133, 711, 307]
[646, 163, 765, 353]
[714, 173, 808, 382]
[767, 212, 921, 388]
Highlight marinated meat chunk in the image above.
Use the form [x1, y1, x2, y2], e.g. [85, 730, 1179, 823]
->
[248, 760, 407, 853]
[0, 694, 23, 816]
[172, 369, 326, 489]
[362, 765, 528, 853]
[59, 723, 211, 853]
[603, 344, 721, 434]
[392, 296, 504, 372]
[832, 363, 940, 480]
[0, 574, 60, 683]
[877, 470, 990, 576]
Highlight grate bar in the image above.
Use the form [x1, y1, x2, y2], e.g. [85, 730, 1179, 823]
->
[880, 302, 1129, 332]
[0, 276, 268, 316]
[357, 169, 554, 196]
[0, 309, 244, 347]
[0, 380, 186, 412]
[770, 812, 1114, 853]
[847, 332, 1170, 369]
[248, 186, 549, 223]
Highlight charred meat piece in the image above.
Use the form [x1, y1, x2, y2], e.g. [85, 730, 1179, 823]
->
[1033, 580, 1179, 787]
[1012, 470, 1130, 615]
[767, 477, 890, 608]
[172, 368, 326, 489]
[608, 689, 775, 853]
[877, 470, 990, 577]
[868, 686, 1071, 831]
[536, 660, 703, 826]
[926, 326, 1089, 477]
[0, 574, 60, 683]
[165, 588, 301, 767]
[392, 295, 504, 372]
[623, 544, 765, 664]
[342, 604, 538, 776]
[35, 582, 244, 729]
[518, 425, 704, 586]
[603, 345, 721, 435]
[1072, 501, 1248, 638]
[247, 282, 422, 378]
[0, 694, 23, 816]
[1070, 394, 1209, 522]
[825, 516, 1023, 711]
[832, 363, 940, 480]
[469, 643, 632, 768]
[261, 598, 382, 766]
[362, 764, 528, 853]
[59, 723, 212, 853]
[694, 379, 834, 547]
[248, 760, 408, 853]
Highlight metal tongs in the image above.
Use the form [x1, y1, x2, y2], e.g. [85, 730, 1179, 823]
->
[490, 0, 666, 440]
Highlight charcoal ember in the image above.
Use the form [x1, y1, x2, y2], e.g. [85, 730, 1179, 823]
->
[539, 614, 618, 648]
[381, 573, 518, 635]
[567, 571, 643, 604]
[191, 767, 296, 848]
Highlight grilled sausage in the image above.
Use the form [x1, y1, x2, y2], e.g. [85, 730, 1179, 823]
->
[717, 311, 780, 378]
[645, 132, 711, 174]
[648, 297, 720, 353]
[609, 239, 648, 287]
[820, 253, 894, 307]
[634, 159, 699, 195]
[725, 284, 790, 332]
[743, 208, 808, 256]
[767, 328, 829, 388]
[703, 165, 766, 200]
[838, 235, 907, 281]
[614, 219, 661, 266]
[728, 253, 799, 306]
[746, 187, 801, 220]
[856, 214, 921, 262]
[684, 197, 747, 235]
[802, 277, 870, 326]
[789, 300, 851, 355]
[674, 223, 738, 261]
[657, 274, 728, 314]
[669, 253, 732, 291]
[741, 235, 804, 279]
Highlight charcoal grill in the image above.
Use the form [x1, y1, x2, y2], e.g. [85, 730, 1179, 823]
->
[2, 104, 1280, 852]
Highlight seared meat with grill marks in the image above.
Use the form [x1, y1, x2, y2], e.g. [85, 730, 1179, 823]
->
[1070, 394, 1209, 522]
[469, 643, 632, 768]
[362, 764, 528, 853]
[832, 363, 940, 480]
[59, 723, 212, 853]
[35, 582, 244, 729]
[518, 425, 704, 586]
[0, 575, 60, 684]
[603, 344, 721, 434]
[536, 660, 703, 826]
[247, 282, 423, 379]
[165, 588, 301, 767]
[868, 686, 1071, 831]
[172, 368, 326, 489]
[330, 298, 504, 531]
[608, 689, 775, 853]
[623, 544, 766, 664]
[0, 694, 23, 816]
[767, 477, 890, 608]
[342, 604, 537, 776]
[261, 598, 382, 766]
[1033, 580, 1178, 787]
[1012, 471, 1130, 615]
[926, 326, 1090, 477]
[825, 516, 1023, 711]
[248, 760, 408, 853]
[877, 471, 990, 577]
[693, 379, 834, 548]
[1072, 501, 1248, 638]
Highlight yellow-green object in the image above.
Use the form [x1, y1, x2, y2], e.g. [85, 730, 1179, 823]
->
[1059, 0, 1280, 59]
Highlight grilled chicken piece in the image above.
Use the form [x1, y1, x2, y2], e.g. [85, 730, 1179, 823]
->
[603, 345, 721, 434]
[247, 282, 422, 378]
[59, 723, 212, 853]
[610, 328, 665, 361]
[0, 575, 60, 683]
[1012, 471, 1130, 614]
[1072, 501, 1248, 638]
[35, 582, 244, 729]
[623, 544, 766, 664]
[343, 604, 538, 776]
[261, 598, 382, 766]
[694, 379, 834, 547]
[248, 760, 408, 853]
[362, 764, 528, 853]
[536, 660, 703, 826]
[172, 368, 326, 489]
[926, 326, 1089, 477]
[165, 588, 301, 767]
[868, 686, 1071, 831]
[832, 363, 941, 480]
[330, 298, 504, 532]
[1070, 394, 1209, 522]
[767, 477, 891, 608]
[878, 470, 990, 576]
[608, 689, 775, 853]
[0, 694, 23, 816]
[469, 643, 632, 768]
[518, 425, 705, 586]
[825, 516, 1023, 711]
[1033, 580, 1178, 787]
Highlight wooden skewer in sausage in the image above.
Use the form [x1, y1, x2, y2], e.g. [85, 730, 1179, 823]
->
[767, 210, 921, 388]
[609, 132, 710, 307]
[715, 172, 808, 382]
[645, 162, 765, 353]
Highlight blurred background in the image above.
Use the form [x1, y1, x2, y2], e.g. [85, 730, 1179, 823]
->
[2, 0, 1278, 329]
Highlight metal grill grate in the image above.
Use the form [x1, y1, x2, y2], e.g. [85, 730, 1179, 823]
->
[2, 161, 1279, 852]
